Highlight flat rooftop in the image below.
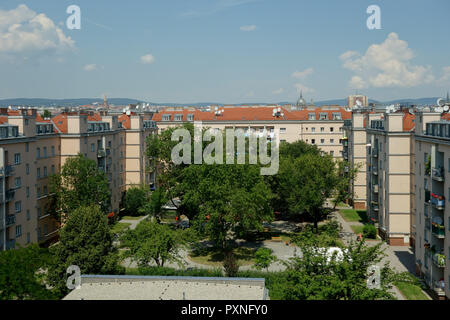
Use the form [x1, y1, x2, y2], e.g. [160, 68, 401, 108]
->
[64, 275, 268, 300]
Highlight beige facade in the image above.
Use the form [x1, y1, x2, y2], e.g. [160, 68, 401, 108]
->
[414, 112, 449, 299]
[343, 112, 369, 209]
[366, 112, 415, 246]
[0, 109, 157, 251]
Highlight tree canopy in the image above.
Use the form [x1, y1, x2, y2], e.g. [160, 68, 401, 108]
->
[49, 154, 110, 218]
[48, 205, 123, 296]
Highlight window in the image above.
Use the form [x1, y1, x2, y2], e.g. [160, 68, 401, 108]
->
[26, 210, 30, 221]
[44, 224, 48, 235]
[280, 128, 286, 134]
[51, 146, 55, 156]
[187, 114, 194, 121]
[339, 127, 343, 132]
[36, 148, 40, 159]
[332, 113, 342, 120]
[308, 113, 316, 120]
[14, 153, 21, 165]
[15, 225, 22, 238]
[330, 127, 334, 132]
[43, 186, 48, 195]
[37, 187, 41, 198]
[51, 165, 55, 174]
[108, 141, 112, 148]
[37, 168, 41, 178]
[26, 232, 30, 244]
[330, 151, 334, 156]
[319, 113, 328, 120]
[43, 147, 47, 158]
[14, 177, 21, 188]
[26, 164, 30, 175]
[320, 127, 325, 132]
[91, 143, 95, 152]
[311, 127, 316, 133]
[320, 139, 325, 144]
[25, 142, 29, 152]
[15, 201, 21, 213]
[330, 139, 334, 144]
[162, 114, 171, 121]
[26, 187, 30, 198]
[311, 139, 316, 144]
[84, 137, 87, 144]
[174, 114, 183, 121]
[37, 208, 41, 218]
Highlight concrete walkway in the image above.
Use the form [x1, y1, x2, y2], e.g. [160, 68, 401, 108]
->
[119, 215, 149, 230]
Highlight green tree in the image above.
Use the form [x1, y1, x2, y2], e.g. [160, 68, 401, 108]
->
[143, 188, 167, 222]
[179, 163, 273, 250]
[41, 109, 51, 119]
[276, 152, 337, 231]
[121, 219, 189, 268]
[253, 248, 277, 272]
[331, 160, 361, 210]
[272, 240, 397, 300]
[123, 186, 148, 216]
[48, 205, 123, 297]
[0, 245, 56, 300]
[49, 154, 110, 220]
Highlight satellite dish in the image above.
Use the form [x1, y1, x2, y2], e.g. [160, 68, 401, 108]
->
[356, 100, 362, 107]
[408, 108, 414, 115]
[436, 107, 444, 113]
[126, 110, 131, 116]
[437, 98, 445, 107]
[444, 105, 449, 112]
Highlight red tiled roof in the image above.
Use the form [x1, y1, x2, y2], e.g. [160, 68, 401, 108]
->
[441, 113, 450, 121]
[153, 106, 351, 122]
[118, 114, 131, 129]
[0, 116, 8, 125]
[402, 112, 416, 132]
[88, 113, 102, 122]
[51, 113, 68, 133]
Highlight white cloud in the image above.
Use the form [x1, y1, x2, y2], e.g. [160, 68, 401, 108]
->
[438, 66, 450, 83]
[84, 64, 98, 72]
[292, 68, 314, 79]
[240, 25, 256, 31]
[0, 4, 74, 58]
[272, 88, 284, 94]
[294, 83, 314, 94]
[140, 54, 155, 64]
[340, 32, 434, 88]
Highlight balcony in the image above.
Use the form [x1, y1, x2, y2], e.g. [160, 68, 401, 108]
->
[2, 189, 15, 203]
[425, 190, 431, 204]
[433, 281, 446, 297]
[372, 166, 378, 175]
[342, 152, 348, 160]
[97, 148, 106, 158]
[431, 223, 445, 239]
[0, 165, 15, 178]
[372, 148, 378, 158]
[432, 167, 445, 182]
[5, 214, 16, 227]
[430, 193, 445, 210]
[432, 253, 446, 268]
[373, 185, 379, 193]
[6, 239, 15, 250]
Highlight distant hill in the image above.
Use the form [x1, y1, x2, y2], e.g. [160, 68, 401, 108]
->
[0, 97, 442, 108]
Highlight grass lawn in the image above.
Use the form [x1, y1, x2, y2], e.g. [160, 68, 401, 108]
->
[111, 222, 131, 235]
[188, 246, 256, 267]
[120, 216, 145, 221]
[340, 209, 368, 223]
[395, 282, 430, 300]
[350, 225, 365, 234]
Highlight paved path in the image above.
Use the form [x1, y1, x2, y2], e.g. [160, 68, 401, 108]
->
[119, 215, 149, 230]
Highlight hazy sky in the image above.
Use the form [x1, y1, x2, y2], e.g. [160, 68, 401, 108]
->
[0, 0, 449, 103]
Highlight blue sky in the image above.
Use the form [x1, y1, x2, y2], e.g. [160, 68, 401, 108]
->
[0, 0, 449, 103]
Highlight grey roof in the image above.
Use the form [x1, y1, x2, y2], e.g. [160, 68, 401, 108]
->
[64, 275, 268, 300]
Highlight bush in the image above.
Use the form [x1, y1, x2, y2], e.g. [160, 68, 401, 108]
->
[362, 224, 377, 239]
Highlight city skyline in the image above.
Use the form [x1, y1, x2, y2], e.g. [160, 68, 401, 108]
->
[1, 0, 449, 103]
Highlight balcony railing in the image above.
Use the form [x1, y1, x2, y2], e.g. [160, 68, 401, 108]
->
[97, 149, 106, 158]
[372, 166, 378, 175]
[6, 239, 15, 250]
[432, 167, 445, 182]
[372, 148, 378, 158]
[0, 165, 15, 177]
[432, 253, 446, 268]
[430, 193, 445, 209]
[432, 223, 445, 239]
[5, 214, 16, 227]
[425, 190, 431, 203]
[373, 185, 379, 193]
[2, 189, 15, 203]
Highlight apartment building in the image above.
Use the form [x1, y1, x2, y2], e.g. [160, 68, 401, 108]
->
[414, 112, 449, 299]
[366, 110, 416, 246]
[342, 110, 370, 209]
[0, 108, 157, 251]
[152, 105, 351, 159]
